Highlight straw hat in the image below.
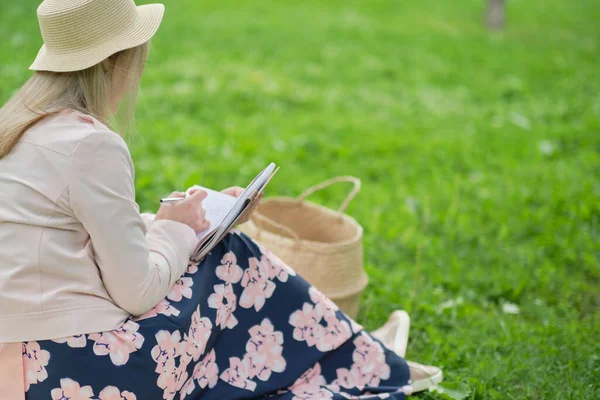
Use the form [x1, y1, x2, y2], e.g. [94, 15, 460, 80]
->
[30, 0, 165, 72]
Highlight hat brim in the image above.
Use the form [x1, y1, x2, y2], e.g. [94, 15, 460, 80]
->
[30, 4, 164, 72]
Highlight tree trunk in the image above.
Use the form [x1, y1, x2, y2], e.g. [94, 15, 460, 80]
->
[486, 0, 505, 29]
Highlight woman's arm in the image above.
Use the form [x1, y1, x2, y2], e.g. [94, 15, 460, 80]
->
[140, 213, 156, 231]
[69, 130, 198, 316]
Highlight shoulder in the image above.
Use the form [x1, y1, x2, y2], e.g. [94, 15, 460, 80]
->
[24, 110, 129, 159]
[68, 112, 135, 189]
[68, 111, 130, 160]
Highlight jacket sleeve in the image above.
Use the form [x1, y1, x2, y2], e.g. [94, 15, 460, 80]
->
[140, 213, 156, 231]
[69, 130, 197, 316]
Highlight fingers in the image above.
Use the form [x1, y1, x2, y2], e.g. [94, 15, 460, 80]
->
[188, 191, 208, 233]
[222, 187, 245, 198]
[157, 189, 213, 233]
[187, 189, 208, 204]
[193, 216, 211, 234]
[248, 194, 262, 213]
[199, 218, 210, 231]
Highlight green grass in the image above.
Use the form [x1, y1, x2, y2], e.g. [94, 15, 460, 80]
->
[2, 0, 599, 398]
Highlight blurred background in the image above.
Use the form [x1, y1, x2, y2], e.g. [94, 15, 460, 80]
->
[1, 0, 598, 398]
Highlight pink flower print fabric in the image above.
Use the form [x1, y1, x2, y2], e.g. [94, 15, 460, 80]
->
[335, 333, 391, 390]
[260, 247, 296, 282]
[278, 357, 397, 400]
[167, 277, 194, 302]
[289, 286, 353, 352]
[179, 377, 196, 400]
[182, 306, 213, 363]
[157, 367, 188, 400]
[244, 318, 286, 381]
[51, 334, 86, 348]
[219, 356, 257, 392]
[172, 367, 190, 400]
[134, 299, 180, 321]
[288, 362, 385, 400]
[290, 362, 327, 388]
[152, 330, 185, 375]
[215, 252, 243, 284]
[98, 386, 137, 400]
[152, 330, 186, 400]
[23, 233, 410, 399]
[22, 341, 50, 391]
[186, 260, 199, 274]
[219, 318, 287, 392]
[309, 286, 339, 314]
[349, 318, 364, 334]
[50, 378, 94, 400]
[151, 306, 216, 400]
[239, 257, 276, 311]
[207, 283, 238, 329]
[339, 391, 394, 399]
[291, 385, 334, 399]
[192, 349, 219, 390]
[289, 303, 325, 347]
[289, 362, 332, 399]
[88, 321, 145, 366]
[318, 317, 352, 352]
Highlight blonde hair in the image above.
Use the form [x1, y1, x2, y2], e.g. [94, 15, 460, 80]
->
[0, 42, 148, 158]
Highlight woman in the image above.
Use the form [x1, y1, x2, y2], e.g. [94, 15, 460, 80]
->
[0, 1, 433, 399]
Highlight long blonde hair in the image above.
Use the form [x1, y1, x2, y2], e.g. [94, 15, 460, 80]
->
[0, 43, 148, 158]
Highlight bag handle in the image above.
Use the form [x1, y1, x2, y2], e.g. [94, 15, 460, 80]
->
[297, 176, 361, 213]
[251, 212, 301, 240]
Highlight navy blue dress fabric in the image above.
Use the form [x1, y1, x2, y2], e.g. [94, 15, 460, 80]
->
[23, 232, 411, 400]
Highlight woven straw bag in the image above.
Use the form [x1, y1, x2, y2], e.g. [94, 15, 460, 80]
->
[239, 176, 368, 319]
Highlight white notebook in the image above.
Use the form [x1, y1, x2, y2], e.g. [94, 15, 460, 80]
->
[187, 162, 278, 261]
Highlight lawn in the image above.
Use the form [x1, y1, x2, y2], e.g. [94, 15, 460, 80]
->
[1, 0, 599, 398]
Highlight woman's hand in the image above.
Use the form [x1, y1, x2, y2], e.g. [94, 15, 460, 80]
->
[222, 186, 264, 225]
[155, 189, 210, 234]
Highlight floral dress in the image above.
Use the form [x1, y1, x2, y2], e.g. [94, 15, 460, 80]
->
[23, 231, 411, 399]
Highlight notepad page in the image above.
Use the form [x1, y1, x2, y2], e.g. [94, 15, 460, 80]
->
[186, 186, 237, 240]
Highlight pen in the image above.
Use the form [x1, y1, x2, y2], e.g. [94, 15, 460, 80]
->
[160, 195, 188, 204]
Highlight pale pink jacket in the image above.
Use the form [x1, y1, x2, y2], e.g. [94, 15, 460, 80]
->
[0, 110, 198, 344]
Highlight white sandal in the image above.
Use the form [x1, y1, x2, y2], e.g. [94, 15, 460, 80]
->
[371, 310, 443, 394]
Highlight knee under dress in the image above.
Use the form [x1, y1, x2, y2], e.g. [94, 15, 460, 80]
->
[21, 232, 411, 400]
